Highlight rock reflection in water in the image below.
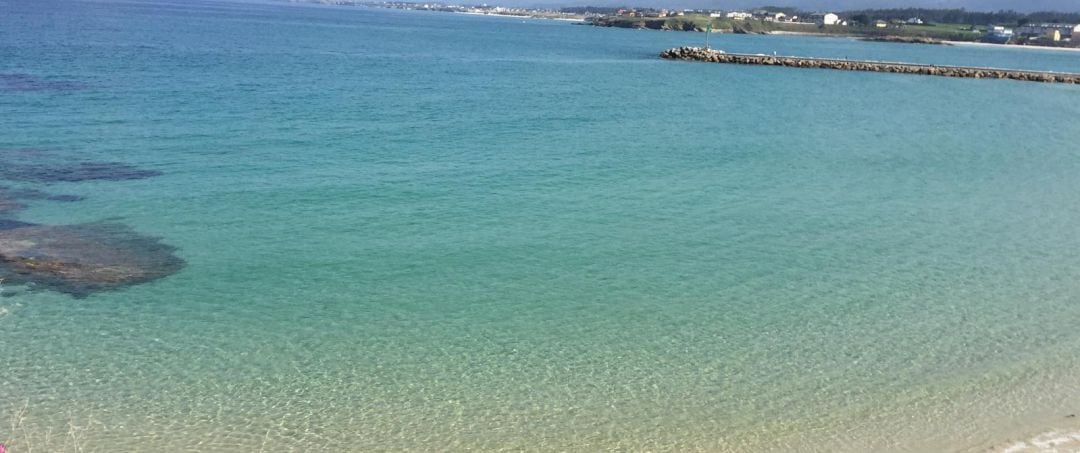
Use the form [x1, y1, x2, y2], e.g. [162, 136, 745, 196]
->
[0, 223, 185, 297]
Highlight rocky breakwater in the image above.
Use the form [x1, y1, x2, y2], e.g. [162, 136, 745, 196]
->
[659, 47, 1080, 84]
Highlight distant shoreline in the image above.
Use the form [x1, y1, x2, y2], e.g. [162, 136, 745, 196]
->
[587, 15, 1080, 51]
[456, 11, 584, 22]
[945, 40, 1080, 53]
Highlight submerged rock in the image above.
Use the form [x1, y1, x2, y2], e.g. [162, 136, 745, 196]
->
[0, 73, 87, 92]
[0, 186, 83, 217]
[0, 197, 25, 215]
[0, 161, 162, 183]
[0, 223, 185, 297]
[46, 194, 85, 202]
[0, 186, 84, 201]
[0, 220, 35, 231]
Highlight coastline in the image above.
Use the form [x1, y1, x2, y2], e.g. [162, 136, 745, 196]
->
[455, 11, 584, 22]
[584, 17, 1080, 52]
[944, 40, 1080, 53]
[6, 2, 1080, 453]
[767, 30, 834, 36]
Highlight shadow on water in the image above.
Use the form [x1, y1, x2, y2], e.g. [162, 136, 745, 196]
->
[0, 222, 186, 298]
[0, 73, 88, 92]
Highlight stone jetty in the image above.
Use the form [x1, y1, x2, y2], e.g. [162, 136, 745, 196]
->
[660, 47, 1080, 84]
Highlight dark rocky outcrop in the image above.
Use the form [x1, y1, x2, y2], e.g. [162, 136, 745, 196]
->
[860, 36, 949, 45]
[0, 222, 185, 298]
[659, 47, 1080, 84]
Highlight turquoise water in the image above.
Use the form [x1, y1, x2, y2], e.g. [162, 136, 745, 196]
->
[3, 1, 1080, 451]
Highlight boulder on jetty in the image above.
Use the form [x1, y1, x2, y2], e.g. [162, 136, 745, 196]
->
[0, 222, 185, 297]
[659, 46, 1080, 84]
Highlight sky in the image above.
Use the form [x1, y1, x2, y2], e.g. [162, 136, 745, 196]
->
[517, 0, 1079, 12]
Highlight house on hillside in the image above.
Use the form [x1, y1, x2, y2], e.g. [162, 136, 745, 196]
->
[985, 25, 1014, 43]
[726, 11, 752, 20]
[811, 13, 840, 25]
[874, 20, 887, 28]
[755, 11, 787, 22]
[1016, 23, 1075, 41]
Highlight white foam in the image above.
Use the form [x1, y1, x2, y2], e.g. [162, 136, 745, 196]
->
[994, 429, 1080, 452]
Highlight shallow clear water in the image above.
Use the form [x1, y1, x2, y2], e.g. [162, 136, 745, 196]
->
[2, 1, 1080, 451]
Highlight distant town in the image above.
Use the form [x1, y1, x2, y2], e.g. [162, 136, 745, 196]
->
[292, 1, 1080, 48]
[583, 7, 1080, 47]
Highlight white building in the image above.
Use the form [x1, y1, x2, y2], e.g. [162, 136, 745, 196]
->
[986, 25, 1014, 43]
[812, 13, 840, 25]
[725, 11, 752, 20]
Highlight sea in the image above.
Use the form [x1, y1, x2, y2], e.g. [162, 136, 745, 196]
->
[2, 1, 1080, 451]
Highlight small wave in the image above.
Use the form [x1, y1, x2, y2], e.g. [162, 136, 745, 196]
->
[997, 429, 1080, 452]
